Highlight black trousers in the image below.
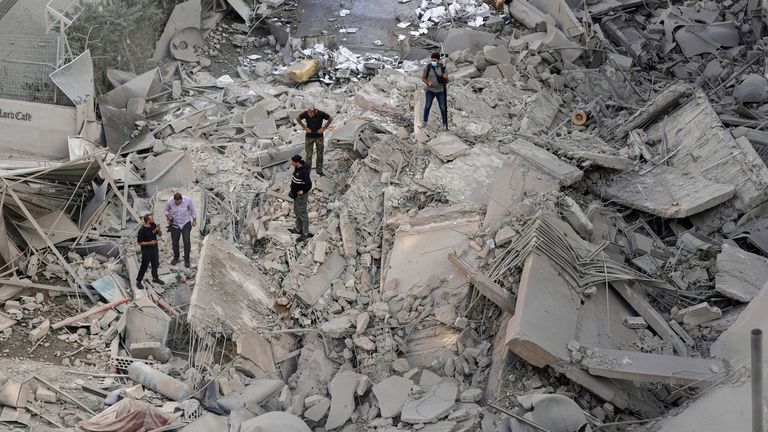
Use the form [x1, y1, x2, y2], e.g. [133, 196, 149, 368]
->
[170, 221, 192, 262]
[137, 246, 159, 281]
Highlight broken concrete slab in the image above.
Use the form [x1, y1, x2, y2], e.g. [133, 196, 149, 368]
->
[449, 253, 515, 314]
[304, 397, 330, 422]
[482, 45, 511, 65]
[188, 236, 276, 338]
[426, 133, 469, 162]
[715, 243, 768, 302]
[295, 250, 345, 307]
[733, 74, 768, 104]
[595, 164, 735, 218]
[372, 376, 413, 418]
[527, 0, 583, 36]
[18, 210, 82, 249]
[517, 394, 586, 432]
[483, 156, 559, 226]
[508, 0, 552, 29]
[240, 412, 311, 432]
[236, 331, 277, 378]
[503, 139, 582, 186]
[440, 28, 498, 53]
[519, 91, 561, 135]
[617, 82, 694, 137]
[144, 151, 194, 197]
[583, 348, 723, 386]
[676, 302, 722, 326]
[422, 147, 504, 205]
[401, 371, 458, 424]
[644, 91, 768, 212]
[325, 370, 363, 429]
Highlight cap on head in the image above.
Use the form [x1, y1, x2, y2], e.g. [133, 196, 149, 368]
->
[431, 52, 441, 60]
[173, 192, 182, 201]
[291, 155, 303, 163]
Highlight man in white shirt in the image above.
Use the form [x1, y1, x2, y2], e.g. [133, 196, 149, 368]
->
[164, 192, 197, 268]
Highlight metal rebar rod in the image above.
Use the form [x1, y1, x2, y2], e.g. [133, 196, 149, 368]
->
[753, 328, 764, 432]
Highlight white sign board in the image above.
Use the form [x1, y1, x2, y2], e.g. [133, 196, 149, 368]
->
[0, 98, 76, 160]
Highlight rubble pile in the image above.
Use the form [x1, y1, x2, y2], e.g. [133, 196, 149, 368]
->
[1, 0, 768, 430]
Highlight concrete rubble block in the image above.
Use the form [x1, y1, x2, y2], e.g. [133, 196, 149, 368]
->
[319, 316, 354, 338]
[676, 302, 722, 326]
[35, 387, 57, 403]
[401, 370, 459, 424]
[236, 331, 277, 377]
[426, 133, 470, 162]
[28, 319, 50, 343]
[354, 85, 399, 118]
[356, 312, 370, 334]
[423, 147, 504, 205]
[244, 104, 269, 124]
[508, 0, 552, 28]
[733, 74, 768, 104]
[353, 336, 376, 351]
[505, 139, 583, 187]
[559, 196, 593, 239]
[482, 65, 503, 79]
[253, 118, 278, 138]
[434, 304, 458, 326]
[326, 370, 363, 429]
[595, 165, 735, 219]
[527, 0, 583, 36]
[483, 157, 558, 226]
[240, 412, 311, 432]
[618, 82, 694, 137]
[495, 226, 517, 246]
[460, 388, 483, 403]
[303, 397, 330, 422]
[188, 236, 276, 337]
[218, 379, 285, 412]
[0, 381, 29, 408]
[517, 394, 587, 432]
[714, 243, 768, 302]
[583, 348, 723, 386]
[313, 241, 328, 263]
[482, 45, 511, 65]
[452, 65, 481, 80]
[518, 91, 561, 135]
[441, 28, 499, 53]
[297, 251, 345, 307]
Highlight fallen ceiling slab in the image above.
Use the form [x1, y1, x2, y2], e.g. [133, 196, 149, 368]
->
[49, 50, 95, 106]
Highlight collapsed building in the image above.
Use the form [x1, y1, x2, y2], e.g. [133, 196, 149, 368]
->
[1, 0, 768, 431]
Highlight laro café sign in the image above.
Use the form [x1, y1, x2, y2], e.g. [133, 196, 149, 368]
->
[0, 107, 32, 122]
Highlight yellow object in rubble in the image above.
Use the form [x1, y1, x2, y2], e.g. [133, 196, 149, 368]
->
[285, 60, 320, 83]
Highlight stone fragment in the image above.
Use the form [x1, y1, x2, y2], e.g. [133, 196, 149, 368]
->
[460, 388, 483, 403]
[36, 387, 57, 403]
[353, 336, 376, 351]
[326, 370, 363, 429]
[401, 371, 458, 424]
[676, 302, 722, 326]
[372, 375, 413, 418]
[29, 319, 50, 343]
[303, 397, 330, 422]
[483, 45, 511, 65]
[356, 312, 370, 334]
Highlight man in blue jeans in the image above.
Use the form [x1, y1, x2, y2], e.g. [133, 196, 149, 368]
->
[421, 52, 449, 130]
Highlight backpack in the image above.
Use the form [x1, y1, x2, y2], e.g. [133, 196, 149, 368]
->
[431, 64, 448, 85]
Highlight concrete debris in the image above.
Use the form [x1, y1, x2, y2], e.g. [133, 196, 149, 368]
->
[2, 0, 768, 430]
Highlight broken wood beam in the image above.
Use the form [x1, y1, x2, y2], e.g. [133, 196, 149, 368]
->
[611, 281, 688, 356]
[582, 348, 724, 386]
[448, 253, 515, 313]
[52, 297, 131, 330]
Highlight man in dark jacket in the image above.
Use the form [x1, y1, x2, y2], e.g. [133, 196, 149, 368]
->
[136, 213, 165, 289]
[295, 104, 334, 176]
[421, 52, 449, 130]
[289, 155, 313, 242]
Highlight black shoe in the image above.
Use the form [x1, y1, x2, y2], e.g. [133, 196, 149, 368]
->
[171, 258, 179, 265]
[305, 232, 314, 238]
[136, 280, 144, 290]
[184, 261, 190, 268]
[296, 235, 307, 243]
[288, 228, 301, 235]
[317, 171, 325, 177]
[152, 279, 165, 285]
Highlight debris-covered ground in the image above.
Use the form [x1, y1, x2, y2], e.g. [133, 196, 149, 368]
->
[1, 0, 768, 430]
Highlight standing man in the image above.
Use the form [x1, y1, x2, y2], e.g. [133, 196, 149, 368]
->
[136, 213, 164, 289]
[295, 104, 334, 176]
[289, 155, 313, 242]
[421, 52, 449, 130]
[165, 192, 197, 268]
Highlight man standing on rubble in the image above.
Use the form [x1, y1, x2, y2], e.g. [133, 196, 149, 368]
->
[289, 155, 313, 242]
[421, 52, 449, 130]
[136, 214, 164, 289]
[295, 104, 334, 177]
[165, 192, 197, 268]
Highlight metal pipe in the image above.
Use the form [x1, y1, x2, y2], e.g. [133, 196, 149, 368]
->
[753, 328, 764, 432]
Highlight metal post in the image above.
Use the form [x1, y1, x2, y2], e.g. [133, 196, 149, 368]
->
[753, 328, 764, 432]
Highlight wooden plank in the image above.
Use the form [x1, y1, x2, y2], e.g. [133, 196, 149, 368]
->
[612, 280, 688, 356]
[448, 253, 515, 314]
[583, 348, 723, 386]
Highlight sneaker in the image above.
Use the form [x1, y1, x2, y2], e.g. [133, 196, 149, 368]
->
[136, 280, 144, 290]
[420, 121, 427, 128]
[305, 232, 314, 238]
[171, 258, 179, 265]
[152, 279, 165, 285]
[296, 235, 307, 243]
[184, 261, 191, 268]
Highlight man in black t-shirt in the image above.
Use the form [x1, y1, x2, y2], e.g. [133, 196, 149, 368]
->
[136, 213, 165, 289]
[295, 104, 334, 176]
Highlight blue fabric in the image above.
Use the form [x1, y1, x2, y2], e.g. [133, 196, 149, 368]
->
[423, 89, 448, 126]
